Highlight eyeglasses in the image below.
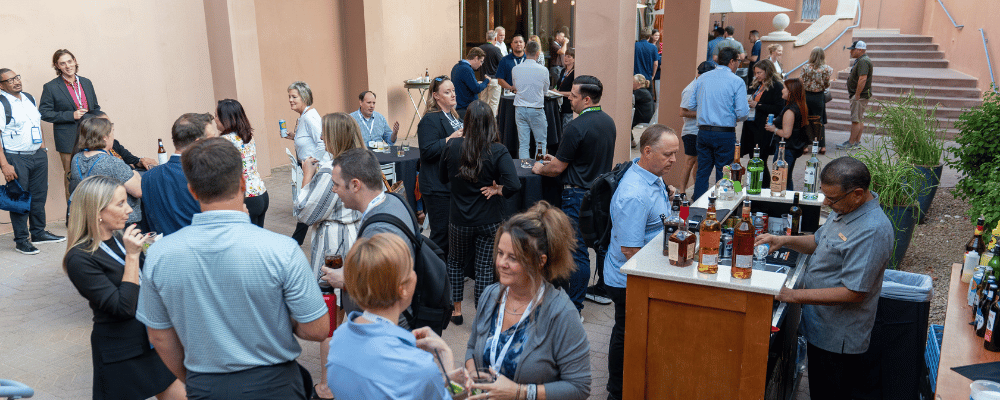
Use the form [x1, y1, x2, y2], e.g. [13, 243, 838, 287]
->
[824, 187, 858, 207]
[0, 75, 21, 84]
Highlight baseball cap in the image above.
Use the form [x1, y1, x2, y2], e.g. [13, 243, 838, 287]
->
[697, 61, 715, 75]
[848, 40, 867, 50]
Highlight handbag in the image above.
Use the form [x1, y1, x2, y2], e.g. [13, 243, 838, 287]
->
[0, 179, 31, 214]
[824, 89, 833, 103]
[805, 115, 825, 143]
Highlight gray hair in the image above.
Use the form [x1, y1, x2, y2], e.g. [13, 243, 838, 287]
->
[495, 26, 505, 34]
[486, 30, 497, 41]
[525, 40, 540, 57]
[288, 81, 314, 106]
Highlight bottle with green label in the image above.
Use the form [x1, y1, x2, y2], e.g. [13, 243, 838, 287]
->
[746, 145, 765, 195]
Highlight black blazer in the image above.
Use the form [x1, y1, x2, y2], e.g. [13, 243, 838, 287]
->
[418, 111, 460, 196]
[439, 139, 521, 226]
[39, 75, 100, 153]
[747, 80, 784, 131]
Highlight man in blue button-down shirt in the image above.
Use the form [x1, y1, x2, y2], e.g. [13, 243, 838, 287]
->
[603, 125, 678, 400]
[350, 91, 399, 145]
[683, 46, 749, 200]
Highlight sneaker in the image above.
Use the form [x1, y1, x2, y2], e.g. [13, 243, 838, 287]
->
[31, 231, 66, 244]
[580, 314, 585, 324]
[834, 140, 852, 150]
[15, 241, 40, 255]
[585, 285, 613, 305]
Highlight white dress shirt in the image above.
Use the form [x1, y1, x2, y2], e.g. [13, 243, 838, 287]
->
[511, 59, 549, 109]
[1, 91, 42, 152]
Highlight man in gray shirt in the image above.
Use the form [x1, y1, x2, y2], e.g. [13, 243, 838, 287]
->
[756, 156, 892, 400]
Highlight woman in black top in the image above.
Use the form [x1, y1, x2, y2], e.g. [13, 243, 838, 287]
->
[418, 76, 464, 257]
[440, 100, 520, 325]
[742, 59, 784, 158]
[766, 78, 810, 191]
[554, 49, 576, 128]
[632, 74, 655, 128]
[63, 176, 184, 400]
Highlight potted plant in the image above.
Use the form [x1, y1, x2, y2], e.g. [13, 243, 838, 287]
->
[851, 137, 923, 269]
[871, 90, 945, 224]
[950, 85, 1000, 230]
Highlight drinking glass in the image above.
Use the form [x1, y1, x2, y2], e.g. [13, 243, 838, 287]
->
[470, 368, 495, 395]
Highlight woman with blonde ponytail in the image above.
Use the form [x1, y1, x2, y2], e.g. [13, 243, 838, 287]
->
[463, 201, 591, 399]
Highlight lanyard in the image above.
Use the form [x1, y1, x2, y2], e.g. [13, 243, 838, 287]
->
[753, 84, 765, 102]
[66, 77, 85, 109]
[99, 237, 127, 266]
[578, 106, 601, 116]
[361, 192, 387, 221]
[489, 286, 544, 370]
[361, 310, 396, 326]
[359, 110, 376, 140]
[443, 112, 463, 131]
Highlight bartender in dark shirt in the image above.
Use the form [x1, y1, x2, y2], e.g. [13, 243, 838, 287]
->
[532, 75, 615, 313]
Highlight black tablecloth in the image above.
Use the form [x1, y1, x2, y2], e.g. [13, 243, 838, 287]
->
[373, 146, 419, 211]
[498, 95, 564, 158]
[506, 159, 562, 214]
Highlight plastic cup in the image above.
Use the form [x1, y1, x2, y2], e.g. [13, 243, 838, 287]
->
[971, 380, 1000, 400]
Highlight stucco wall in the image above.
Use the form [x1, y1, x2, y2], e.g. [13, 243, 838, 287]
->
[859, 0, 926, 34]
[920, 0, 1000, 92]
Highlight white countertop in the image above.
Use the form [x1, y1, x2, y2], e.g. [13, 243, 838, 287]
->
[620, 231, 788, 295]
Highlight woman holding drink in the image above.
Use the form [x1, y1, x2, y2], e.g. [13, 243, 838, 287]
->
[286, 81, 324, 245]
[464, 201, 591, 400]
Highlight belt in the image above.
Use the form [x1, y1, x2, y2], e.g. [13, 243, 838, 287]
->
[4, 149, 39, 155]
[698, 125, 736, 133]
[563, 184, 585, 190]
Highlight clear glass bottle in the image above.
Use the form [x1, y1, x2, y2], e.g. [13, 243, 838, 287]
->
[746, 145, 765, 195]
[803, 140, 821, 200]
[717, 165, 735, 201]
[732, 199, 754, 279]
[730, 142, 744, 193]
[771, 139, 788, 197]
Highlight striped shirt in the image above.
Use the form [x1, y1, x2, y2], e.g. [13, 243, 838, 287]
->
[293, 156, 362, 278]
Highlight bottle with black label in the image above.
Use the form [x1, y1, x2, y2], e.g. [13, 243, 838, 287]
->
[979, 283, 998, 337]
[986, 293, 1000, 351]
[788, 193, 803, 235]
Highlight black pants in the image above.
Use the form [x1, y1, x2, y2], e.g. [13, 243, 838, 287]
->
[606, 284, 627, 400]
[187, 360, 305, 400]
[245, 191, 269, 228]
[5, 150, 48, 244]
[291, 222, 309, 245]
[806, 343, 869, 400]
[423, 193, 450, 257]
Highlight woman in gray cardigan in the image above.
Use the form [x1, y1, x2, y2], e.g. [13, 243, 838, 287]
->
[465, 201, 591, 400]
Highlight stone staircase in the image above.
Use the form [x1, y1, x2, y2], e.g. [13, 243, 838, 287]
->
[826, 33, 983, 139]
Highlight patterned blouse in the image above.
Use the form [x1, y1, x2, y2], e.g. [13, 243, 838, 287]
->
[222, 133, 267, 197]
[801, 63, 834, 93]
[482, 307, 533, 380]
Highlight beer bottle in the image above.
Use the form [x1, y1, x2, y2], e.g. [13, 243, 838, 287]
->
[788, 193, 803, 235]
[979, 283, 998, 337]
[157, 139, 168, 165]
[986, 293, 1000, 351]
[730, 142, 743, 193]
[969, 216, 988, 255]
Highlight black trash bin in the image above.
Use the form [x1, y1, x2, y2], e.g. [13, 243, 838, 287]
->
[859, 269, 934, 400]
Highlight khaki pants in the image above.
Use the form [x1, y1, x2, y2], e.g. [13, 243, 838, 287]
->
[479, 79, 501, 115]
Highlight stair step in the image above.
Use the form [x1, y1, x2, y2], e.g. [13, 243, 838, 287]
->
[826, 89, 983, 108]
[863, 50, 945, 59]
[858, 42, 939, 51]
[835, 68, 978, 88]
[825, 110, 962, 139]
[829, 81, 983, 98]
[826, 98, 973, 118]
[853, 35, 933, 43]
[866, 58, 949, 68]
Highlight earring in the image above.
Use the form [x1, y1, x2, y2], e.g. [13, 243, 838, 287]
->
[99, 218, 103, 222]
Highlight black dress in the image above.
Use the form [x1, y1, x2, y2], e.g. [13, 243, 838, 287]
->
[741, 80, 784, 159]
[632, 88, 655, 128]
[65, 237, 175, 400]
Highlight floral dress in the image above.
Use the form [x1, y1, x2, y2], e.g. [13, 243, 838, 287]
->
[222, 133, 266, 197]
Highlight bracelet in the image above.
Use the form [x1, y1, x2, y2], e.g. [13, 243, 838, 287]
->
[526, 384, 537, 400]
[516, 384, 523, 400]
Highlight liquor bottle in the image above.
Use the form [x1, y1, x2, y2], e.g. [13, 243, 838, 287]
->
[425, 68, 430, 82]
[718, 165, 735, 201]
[771, 139, 788, 197]
[681, 200, 691, 230]
[971, 265, 987, 307]
[732, 199, 754, 279]
[669, 208, 697, 267]
[979, 283, 998, 337]
[968, 216, 988, 255]
[990, 251, 1000, 280]
[535, 142, 544, 162]
[665, 196, 684, 238]
[976, 271, 996, 320]
[157, 139, 168, 165]
[730, 142, 744, 193]
[699, 193, 721, 274]
[803, 140, 821, 200]
[986, 294, 1000, 351]
[746, 145, 765, 195]
[787, 193, 803, 236]
[983, 237, 1000, 266]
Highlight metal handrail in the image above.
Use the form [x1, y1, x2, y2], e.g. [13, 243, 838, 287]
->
[786, 1, 861, 76]
[981, 29, 998, 93]
[937, 0, 964, 29]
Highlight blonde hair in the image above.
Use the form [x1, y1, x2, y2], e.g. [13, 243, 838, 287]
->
[768, 43, 783, 55]
[633, 74, 649, 89]
[344, 233, 414, 311]
[322, 112, 364, 158]
[64, 176, 122, 272]
[425, 76, 460, 119]
[494, 201, 577, 303]
[808, 47, 826, 67]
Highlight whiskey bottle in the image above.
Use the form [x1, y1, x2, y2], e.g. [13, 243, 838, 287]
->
[803, 140, 821, 200]
[698, 192, 721, 274]
[979, 283, 998, 337]
[732, 199, 754, 279]
[730, 142, 744, 193]
[986, 294, 1000, 351]
[788, 193, 803, 235]
[771, 139, 788, 197]
[669, 210, 697, 267]
[746, 145, 765, 195]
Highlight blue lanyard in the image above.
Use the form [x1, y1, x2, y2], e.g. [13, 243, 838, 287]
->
[99, 237, 127, 266]
[76, 150, 108, 181]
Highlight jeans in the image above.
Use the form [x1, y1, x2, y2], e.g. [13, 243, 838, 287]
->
[606, 284, 627, 400]
[6, 150, 48, 244]
[561, 187, 602, 312]
[515, 106, 547, 159]
[772, 147, 801, 191]
[694, 130, 736, 200]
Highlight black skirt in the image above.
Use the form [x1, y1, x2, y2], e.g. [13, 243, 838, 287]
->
[90, 320, 176, 399]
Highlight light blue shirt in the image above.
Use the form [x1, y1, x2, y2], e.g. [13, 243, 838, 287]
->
[350, 109, 395, 144]
[682, 66, 750, 128]
[604, 158, 671, 288]
[680, 78, 699, 137]
[137, 210, 327, 374]
[327, 312, 450, 400]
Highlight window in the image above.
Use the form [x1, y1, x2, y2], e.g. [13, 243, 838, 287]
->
[802, 0, 821, 21]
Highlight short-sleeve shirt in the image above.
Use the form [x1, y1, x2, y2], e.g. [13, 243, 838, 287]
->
[496, 53, 527, 86]
[680, 78, 699, 137]
[136, 210, 327, 373]
[294, 107, 325, 161]
[71, 152, 141, 224]
[553, 108, 616, 189]
[800, 193, 893, 354]
[707, 37, 724, 61]
[604, 159, 671, 288]
[801, 63, 834, 93]
[713, 38, 745, 57]
[634, 41, 659, 80]
[511, 59, 549, 108]
[848, 55, 874, 99]
[479, 43, 504, 76]
[0, 91, 41, 152]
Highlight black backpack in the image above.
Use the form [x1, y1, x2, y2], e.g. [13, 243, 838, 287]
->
[0, 92, 36, 125]
[358, 192, 453, 335]
[579, 160, 633, 249]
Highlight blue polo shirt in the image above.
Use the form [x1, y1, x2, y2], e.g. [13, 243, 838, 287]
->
[707, 37, 724, 61]
[634, 41, 659, 80]
[496, 53, 527, 87]
[140, 154, 200, 235]
[603, 159, 671, 288]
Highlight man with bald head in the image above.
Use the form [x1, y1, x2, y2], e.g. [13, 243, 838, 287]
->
[603, 124, 679, 400]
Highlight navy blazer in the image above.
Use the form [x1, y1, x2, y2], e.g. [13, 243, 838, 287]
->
[39, 75, 100, 153]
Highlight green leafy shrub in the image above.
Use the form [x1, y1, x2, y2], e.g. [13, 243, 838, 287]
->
[950, 85, 1000, 228]
[871, 90, 945, 167]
